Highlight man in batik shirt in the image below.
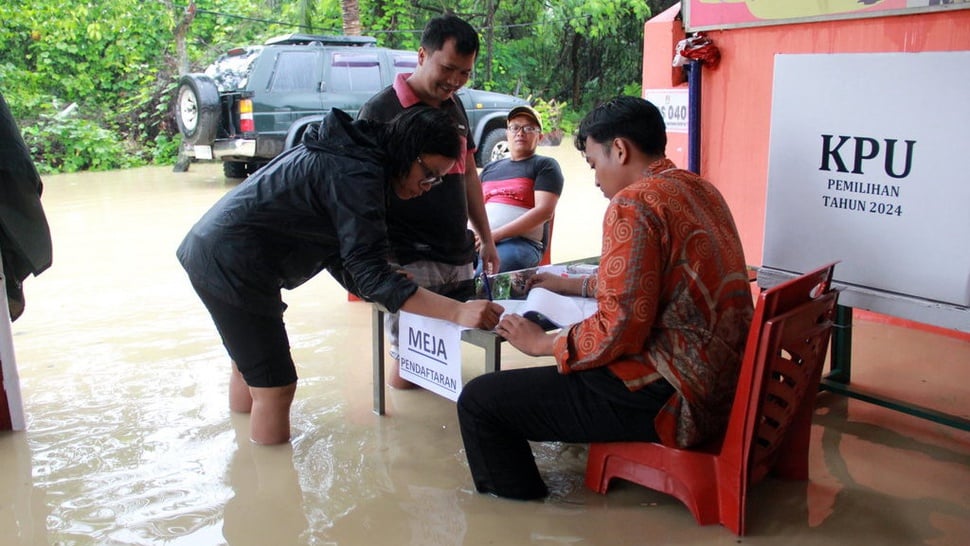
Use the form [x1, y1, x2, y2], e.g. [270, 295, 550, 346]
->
[457, 96, 754, 500]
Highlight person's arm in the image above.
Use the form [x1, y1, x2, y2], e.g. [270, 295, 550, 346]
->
[318, 143, 420, 312]
[552, 198, 663, 374]
[401, 287, 504, 330]
[489, 190, 559, 242]
[526, 271, 596, 297]
[464, 151, 500, 273]
[490, 156, 564, 243]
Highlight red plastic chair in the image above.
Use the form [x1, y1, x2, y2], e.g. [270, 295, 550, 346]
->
[538, 217, 554, 266]
[584, 263, 839, 536]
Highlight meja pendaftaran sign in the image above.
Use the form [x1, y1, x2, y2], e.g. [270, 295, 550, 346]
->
[399, 311, 463, 400]
[763, 52, 970, 313]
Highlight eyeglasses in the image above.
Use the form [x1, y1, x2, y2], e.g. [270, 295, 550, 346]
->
[507, 125, 540, 135]
[416, 156, 444, 189]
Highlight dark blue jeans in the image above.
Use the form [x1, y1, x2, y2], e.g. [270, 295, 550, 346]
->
[476, 237, 543, 275]
[456, 366, 673, 500]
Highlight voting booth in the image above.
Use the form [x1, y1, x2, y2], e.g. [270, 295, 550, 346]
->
[759, 51, 970, 333]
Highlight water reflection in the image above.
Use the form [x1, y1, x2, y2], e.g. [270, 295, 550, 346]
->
[0, 431, 49, 544]
[28, 365, 233, 544]
[401, 485, 467, 545]
[223, 414, 308, 545]
[306, 401, 470, 545]
[807, 396, 970, 538]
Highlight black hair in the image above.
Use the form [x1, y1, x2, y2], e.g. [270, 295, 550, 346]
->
[574, 96, 667, 157]
[421, 14, 480, 56]
[381, 107, 463, 181]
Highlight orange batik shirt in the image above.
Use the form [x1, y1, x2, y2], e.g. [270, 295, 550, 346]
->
[552, 159, 753, 448]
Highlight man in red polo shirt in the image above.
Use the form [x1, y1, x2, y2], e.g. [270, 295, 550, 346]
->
[358, 14, 499, 389]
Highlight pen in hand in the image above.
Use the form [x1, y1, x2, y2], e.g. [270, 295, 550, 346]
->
[480, 271, 493, 301]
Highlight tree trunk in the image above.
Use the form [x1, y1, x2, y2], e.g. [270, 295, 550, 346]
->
[483, 0, 499, 85]
[342, 0, 362, 36]
[173, 1, 196, 77]
[569, 32, 582, 105]
[173, 0, 197, 173]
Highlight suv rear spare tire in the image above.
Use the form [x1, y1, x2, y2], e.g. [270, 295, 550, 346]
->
[479, 128, 511, 166]
[176, 75, 220, 145]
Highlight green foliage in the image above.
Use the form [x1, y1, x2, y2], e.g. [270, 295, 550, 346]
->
[362, 0, 422, 50]
[529, 97, 568, 134]
[622, 82, 643, 98]
[559, 107, 585, 142]
[0, 64, 57, 120]
[474, 0, 667, 116]
[1, 0, 178, 172]
[21, 114, 145, 174]
[151, 132, 183, 166]
[187, 0, 283, 61]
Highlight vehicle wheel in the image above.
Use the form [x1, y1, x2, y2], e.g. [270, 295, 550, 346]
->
[478, 128, 510, 166]
[223, 161, 248, 180]
[175, 74, 220, 145]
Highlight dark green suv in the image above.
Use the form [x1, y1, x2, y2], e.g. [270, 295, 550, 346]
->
[175, 33, 527, 179]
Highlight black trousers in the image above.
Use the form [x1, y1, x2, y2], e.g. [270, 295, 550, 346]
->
[456, 366, 674, 500]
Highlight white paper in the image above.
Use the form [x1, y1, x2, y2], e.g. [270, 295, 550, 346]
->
[496, 287, 597, 329]
[398, 311, 464, 401]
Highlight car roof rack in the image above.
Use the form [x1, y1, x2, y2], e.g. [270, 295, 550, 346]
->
[264, 34, 377, 47]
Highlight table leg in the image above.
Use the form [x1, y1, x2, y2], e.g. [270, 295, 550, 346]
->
[372, 306, 385, 415]
[483, 335, 502, 373]
[818, 304, 970, 431]
[827, 304, 853, 384]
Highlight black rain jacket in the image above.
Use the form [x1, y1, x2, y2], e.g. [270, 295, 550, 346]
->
[0, 92, 53, 321]
[177, 109, 418, 316]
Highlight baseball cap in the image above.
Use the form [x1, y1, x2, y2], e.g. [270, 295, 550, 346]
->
[507, 105, 542, 131]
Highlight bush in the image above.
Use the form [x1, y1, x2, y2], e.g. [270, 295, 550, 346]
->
[21, 112, 146, 174]
[0, 64, 58, 120]
[150, 132, 181, 166]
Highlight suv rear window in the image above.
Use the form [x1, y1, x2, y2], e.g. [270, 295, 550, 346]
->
[269, 51, 321, 92]
[328, 52, 382, 92]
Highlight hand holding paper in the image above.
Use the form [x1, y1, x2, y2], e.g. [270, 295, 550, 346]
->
[497, 288, 597, 330]
[495, 313, 555, 356]
[457, 299, 505, 330]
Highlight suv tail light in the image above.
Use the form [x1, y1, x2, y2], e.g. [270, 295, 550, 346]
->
[239, 99, 254, 132]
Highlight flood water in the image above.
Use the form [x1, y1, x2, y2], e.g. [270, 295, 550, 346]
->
[2, 145, 968, 545]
